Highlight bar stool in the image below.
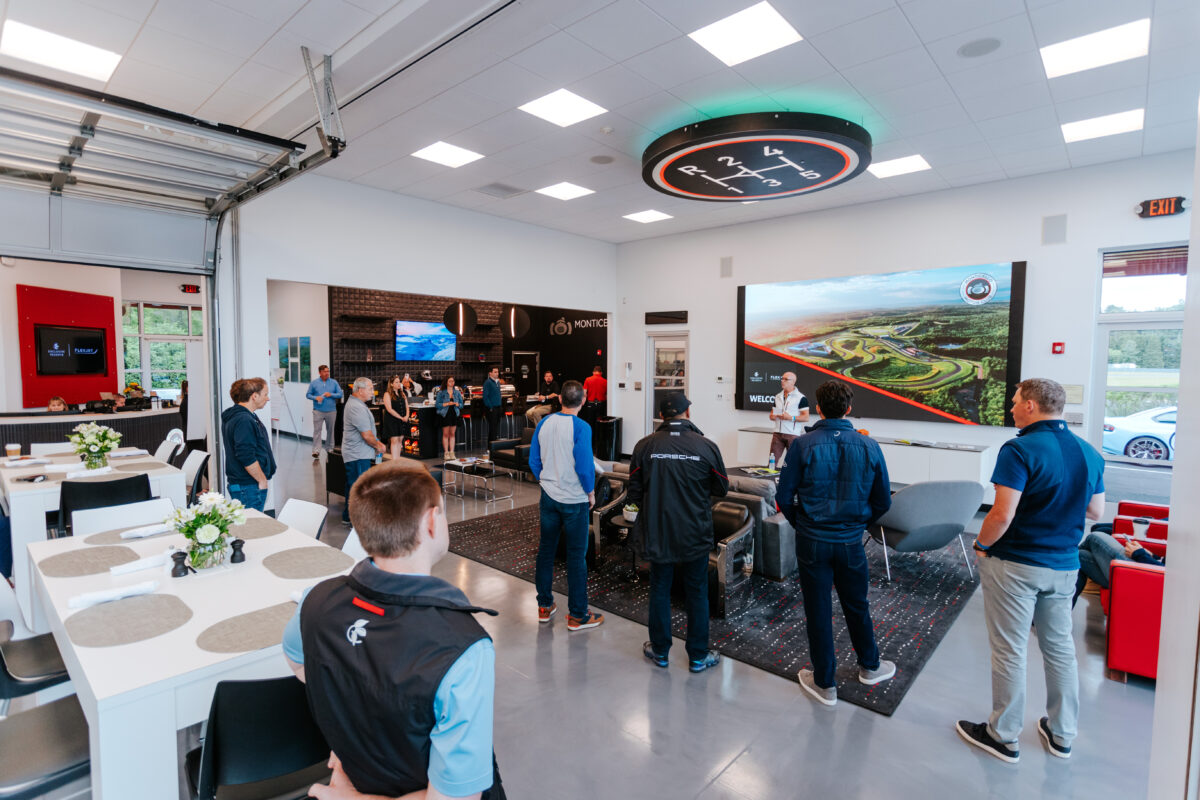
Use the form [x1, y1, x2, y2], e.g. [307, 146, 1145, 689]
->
[458, 411, 474, 453]
[503, 410, 515, 438]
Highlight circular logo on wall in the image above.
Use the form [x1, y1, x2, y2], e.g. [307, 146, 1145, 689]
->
[960, 273, 998, 305]
[642, 112, 872, 202]
[550, 317, 573, 336]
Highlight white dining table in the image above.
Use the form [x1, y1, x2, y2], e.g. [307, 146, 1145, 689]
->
[0, 448, 187, 632]
[28, 512, 351, 800]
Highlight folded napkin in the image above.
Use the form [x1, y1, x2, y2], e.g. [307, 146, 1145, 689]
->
[109, 449, 150, 459]
[66, 465, 113, 478]
[120, 523, 173, 539]
[68, 580, 158, 609]
[3, 457, 50, 467]
[43, 463, 80, 474]
[110, 551, 174, 575]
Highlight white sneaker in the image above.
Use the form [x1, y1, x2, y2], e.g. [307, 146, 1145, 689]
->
[798, 669, 837, 706]
[858, 660, 896, 685]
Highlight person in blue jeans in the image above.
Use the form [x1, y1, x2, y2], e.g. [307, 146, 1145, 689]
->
[1074, 530, 1164, 605]
[341, 377, 386, 524]
[777, 380, 895, 706]
[529, 380, 603, 632]
[220, 378, 276, 512]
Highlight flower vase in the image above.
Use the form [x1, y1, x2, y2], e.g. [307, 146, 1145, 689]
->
[84, 452, 108, 470]
[188, 537, 229, 569]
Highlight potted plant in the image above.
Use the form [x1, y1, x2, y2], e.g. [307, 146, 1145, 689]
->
[167, 492, 247, 569]
[623, 503, 639, 522]
[67, 422, 122, 470]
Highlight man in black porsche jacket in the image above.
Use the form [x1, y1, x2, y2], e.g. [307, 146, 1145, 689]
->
[627, 393, 730, 673]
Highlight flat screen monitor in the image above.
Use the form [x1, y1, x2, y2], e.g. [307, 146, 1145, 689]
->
[34, 325, 107, 375]
[395, 320, 457, 362]
[736, 262, 1025, 426]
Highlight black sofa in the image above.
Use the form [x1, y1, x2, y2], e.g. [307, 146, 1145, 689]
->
[489, 429, 534, 477]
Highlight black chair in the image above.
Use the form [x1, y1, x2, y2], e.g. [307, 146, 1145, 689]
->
[57, 473, 152, 536]
[0, 621, 71, 718]
[0, 695, 90, 798]
[489, 429, 534, 477]
[708, 502, 755, 619]
[185, 676, 332, 800]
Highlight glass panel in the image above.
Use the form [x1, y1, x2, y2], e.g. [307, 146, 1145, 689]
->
[190, 307, 203, 336]
[1103, 391, 1177, 460]
[651, 339, 688, 424]
[150, 372, 185, 390]
[1106, 329, 1183, 389]
[148, 340, 187, 372]
[123, 336, 140, 369]
[1101, 274, 1187, 313]
[123, 370, 142, 391]
[142, 304, 189, 335]
[122, 303, 139, 334]
[299, 336, 311, 382]
[278, 337, 288, 370]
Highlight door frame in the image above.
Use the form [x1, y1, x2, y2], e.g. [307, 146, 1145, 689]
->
[645, 332, 689, 434]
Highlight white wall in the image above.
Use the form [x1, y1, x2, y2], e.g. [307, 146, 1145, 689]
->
[0, 258, 123, 410]
[266, 280, 331, 438]
[611, 150, 1195, 458]
[228, 174, 618, 422]
[121, 269, 207, 307]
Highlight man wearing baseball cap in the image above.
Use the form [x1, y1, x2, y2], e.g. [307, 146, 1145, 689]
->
[626, 392, 730, 673]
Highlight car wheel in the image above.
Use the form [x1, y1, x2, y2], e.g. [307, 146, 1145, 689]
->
[1124, 436, 1169, 460]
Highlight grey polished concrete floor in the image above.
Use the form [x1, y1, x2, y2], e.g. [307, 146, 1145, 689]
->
[275, 436, 1155, 800]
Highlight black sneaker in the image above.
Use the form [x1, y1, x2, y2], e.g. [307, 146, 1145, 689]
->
[1038, 717, 1071, 759]
[643, 641, 668, 668]
[956, 720, 1019, 763]
[689, 651, 720, 673]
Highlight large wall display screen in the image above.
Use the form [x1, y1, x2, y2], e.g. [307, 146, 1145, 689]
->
[395, 320, 457, 361]
[34, 325, 107, 375]
[737, 262, 1026, 426]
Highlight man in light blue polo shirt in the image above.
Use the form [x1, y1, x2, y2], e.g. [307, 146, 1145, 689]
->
[306, 365, 343, 459]
[956, 378, 1105, 764]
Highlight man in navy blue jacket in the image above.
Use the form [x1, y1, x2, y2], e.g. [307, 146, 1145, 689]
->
[221, 377, 277, 512]
[777, 380, 894, 706]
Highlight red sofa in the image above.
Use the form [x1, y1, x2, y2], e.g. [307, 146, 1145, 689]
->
[1099, 501, 1168, 682]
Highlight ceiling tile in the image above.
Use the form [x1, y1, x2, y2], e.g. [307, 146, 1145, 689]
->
[1149, 45, 1200, 84]
[885, 102, 973, 136]
[808, 9, 921, 70]
[5, 0, 142, 53]
[567, 64, 661, 112]
[124, 28, 242, 86]
[839, 47, 941, 97]
[960, 81, 1054, 122]
[1142, 118, 1198, 155]
[1151, 5, 1200, 53]
[1146, 72, 1200, 126]
[580, 115, 657, 158]
[925, 14, 1038, 75]
[623, 35, 724, 91]
[105, 57, 219, 113]
[907, 123, 986, 150]
[638, 0, 759, 33]
[1048, 58, 1150, 105]
[667, 70, 758, 113]
[566, 0, 680, 61]
[773, 0, 899, 38]
[995, 143, 1070, 173]
[615, 91, 703, 135]
[146, 0, 278, 59]
[1055, 86, 1148, 124]
[944, 50, 1047, 97]
[935, 158, 1005, 180]
[866, 77, 958, 118]
[212, 0, 307, 24]
[1028, 0, 1153, 48]
[732, 41, 836, 96]
[769, 72, 864, 115]
[975, 105, 1060, 139]
[458, 61, 557, 109]
[225, 60, 299, 101]
[1065, 131, 1143, 166]
[943, 168, 1008, 188]
[901, 0, 1025, 42]
[924, 142, 998, 169]
[195, 88, 267, 126]
[984, 126, 1065, 156]
[77, 0, 156, 21]
[345, 0, 399, 14]
[283, 0, 375, 52]
[454, 108, 552, 155]
[509, 30, 614, 85]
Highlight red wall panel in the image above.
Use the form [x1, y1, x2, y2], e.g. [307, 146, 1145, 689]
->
[17, 284, 119, 408]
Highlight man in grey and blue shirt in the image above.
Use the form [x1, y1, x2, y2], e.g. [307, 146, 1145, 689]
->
[306, 365, 343, 459]
[529, 380, 603, 632]
[341, 377, 386, 524]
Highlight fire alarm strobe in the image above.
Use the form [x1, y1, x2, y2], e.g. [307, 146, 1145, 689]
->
[641, 112, 873, 202]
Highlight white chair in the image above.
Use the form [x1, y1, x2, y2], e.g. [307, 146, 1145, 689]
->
[29, 443, 72, 457]
[180, 450, 209, 504]
[341, 529, 367, 561]
[0, 581, 33, 641]
[154, 436, 182, 463]
[277, 499, 327, 539]
[71, 497, 175, 538]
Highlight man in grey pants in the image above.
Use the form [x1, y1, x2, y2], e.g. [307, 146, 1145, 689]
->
[306, 365, 343, 459]
[957, 378, 1105, 763]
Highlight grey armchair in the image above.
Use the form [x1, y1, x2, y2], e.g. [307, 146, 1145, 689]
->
[868, 480, 984, 580]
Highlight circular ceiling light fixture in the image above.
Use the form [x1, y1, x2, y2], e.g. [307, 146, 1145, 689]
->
[957, 37, 1001, 58]
[641, 112, 872, 202]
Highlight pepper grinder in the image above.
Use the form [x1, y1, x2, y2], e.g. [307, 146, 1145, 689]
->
[170, 551, 190, 578]
[230, 539, 246, 564]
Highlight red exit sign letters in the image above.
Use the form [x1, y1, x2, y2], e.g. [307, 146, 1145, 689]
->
[1137, 196, 1186, 218]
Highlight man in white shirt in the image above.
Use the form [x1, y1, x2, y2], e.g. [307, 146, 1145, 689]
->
[769, 371, 810, 466]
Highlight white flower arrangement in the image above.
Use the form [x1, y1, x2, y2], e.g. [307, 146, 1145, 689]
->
[67, 422, 122, 468]
[168, 494, 246, 569]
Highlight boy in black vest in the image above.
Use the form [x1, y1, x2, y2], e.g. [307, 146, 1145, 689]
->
[283, 464, 503, 799]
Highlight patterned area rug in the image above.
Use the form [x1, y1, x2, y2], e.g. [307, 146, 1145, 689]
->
[450, 505, 979, 715]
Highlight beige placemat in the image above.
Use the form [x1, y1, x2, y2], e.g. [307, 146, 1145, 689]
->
[39, 545, 140, 577]
[66, 594, 193, 647]
[84, 525, 176, 546]
[237, 517, 288, 540]
[113, 461, 172, 473]
[195, 602, 295, 653]
[40, 473, 131, 485]
[262, 546, 353, 580]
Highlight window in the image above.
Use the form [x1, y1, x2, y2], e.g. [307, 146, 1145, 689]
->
[1100, 246, 1187, 314]
[120, 301, 204, 402]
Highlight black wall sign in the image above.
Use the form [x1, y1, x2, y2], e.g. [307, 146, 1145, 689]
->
[645, 310, 688, 325]
[1137, 196, 1186, 218]
[503, 307, 608, 384]
[642, 112, 872, 202]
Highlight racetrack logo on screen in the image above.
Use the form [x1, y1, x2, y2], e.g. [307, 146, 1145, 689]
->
[960, 273, 997, 305]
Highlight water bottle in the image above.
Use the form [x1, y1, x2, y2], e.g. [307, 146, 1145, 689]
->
[374, 451, 383, 466]
[768, 452, 776, 471]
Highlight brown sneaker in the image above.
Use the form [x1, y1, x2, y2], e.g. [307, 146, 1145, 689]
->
[538, 603, 556, 623]
[566, 611, 604, 631]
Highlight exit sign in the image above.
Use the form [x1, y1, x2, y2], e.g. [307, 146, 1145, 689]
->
[1137, 196, 1186, 218]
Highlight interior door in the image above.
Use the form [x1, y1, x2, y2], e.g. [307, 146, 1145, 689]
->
[511, 351, 539, 396]
[647, 334, 688, 432]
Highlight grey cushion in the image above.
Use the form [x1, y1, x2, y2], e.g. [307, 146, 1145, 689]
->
[871, 480, 984, 553]
[728, 475, 777, 508]
[762, 512, 797, 580]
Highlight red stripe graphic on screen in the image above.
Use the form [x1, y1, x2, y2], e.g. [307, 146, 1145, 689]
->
[745, 341, 977, 425]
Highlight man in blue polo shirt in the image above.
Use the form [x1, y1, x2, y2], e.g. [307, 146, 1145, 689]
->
[284, 464, 502, 799]
[956, 378, 1105, 764]
[306, 365, 343, 459]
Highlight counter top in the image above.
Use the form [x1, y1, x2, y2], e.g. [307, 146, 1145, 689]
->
[0, 407, 181, 424]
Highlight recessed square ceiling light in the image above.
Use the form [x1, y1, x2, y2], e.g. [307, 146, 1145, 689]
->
[866, 155, 932, 178]
[411, 141, 484, 168]
[535, 182, 595, 200]
[519, 89, 607, 128]
[624, 210, 673, 224]
[0, 20, 122, 81]
[1061, 109, 1144, 143]
[688, 2, 802, 67]
[1040, 19, 1151, 79]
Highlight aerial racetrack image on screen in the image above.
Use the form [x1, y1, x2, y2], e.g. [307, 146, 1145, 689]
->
[739, 262, 1025, 426]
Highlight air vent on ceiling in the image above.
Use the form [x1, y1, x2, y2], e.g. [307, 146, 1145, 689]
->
[474, 182, 527, 199]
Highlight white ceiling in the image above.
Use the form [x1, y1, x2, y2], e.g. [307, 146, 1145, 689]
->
[1, 0, 1197, 243]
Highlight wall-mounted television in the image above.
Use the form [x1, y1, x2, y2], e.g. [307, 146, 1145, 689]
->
[736, 262, 1026, 426]
[395, 320, 457, 361]
[34, 325, 107, 375]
